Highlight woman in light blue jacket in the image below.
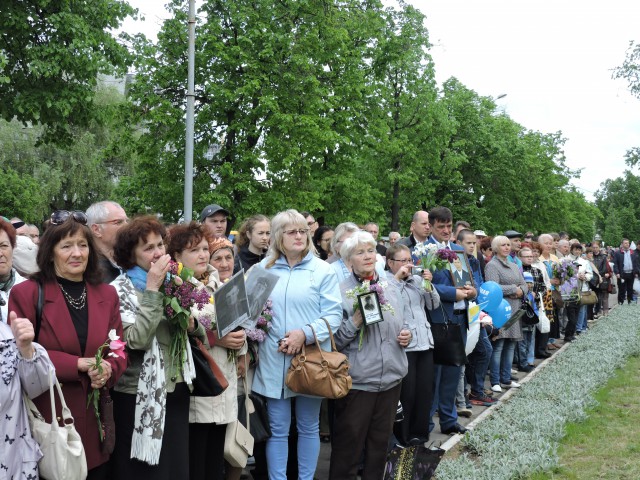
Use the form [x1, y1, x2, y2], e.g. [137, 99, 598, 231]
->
[252, 209, 342, 480]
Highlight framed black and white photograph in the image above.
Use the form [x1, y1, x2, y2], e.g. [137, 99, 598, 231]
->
[243, 266, 280, 327]
[448, 252, 474, 288]
[215, 269, 250, 337]
[357, 291, 384, 326]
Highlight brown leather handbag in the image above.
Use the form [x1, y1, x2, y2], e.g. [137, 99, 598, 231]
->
[285, 318, 352, 399]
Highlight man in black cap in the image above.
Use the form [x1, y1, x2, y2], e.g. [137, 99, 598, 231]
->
[504, 230, 523, 269]
[199, 204, 230, 239]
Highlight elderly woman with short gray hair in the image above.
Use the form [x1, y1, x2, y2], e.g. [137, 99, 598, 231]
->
[330, 231, 410, 480]
[484, 235, 528, 393]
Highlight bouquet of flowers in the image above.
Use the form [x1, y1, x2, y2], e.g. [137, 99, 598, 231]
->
[345, 280, 395, 349]
[245, 299, 273, 343]
[552, 258, 579, 300]
[87, 329, 126, 441]
[412, 243, 458, 290]
[163, 261, 215, 375]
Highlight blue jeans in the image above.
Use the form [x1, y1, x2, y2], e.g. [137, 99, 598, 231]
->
[516, 329, 535, 369]
[576, 304, 588, 332]
[466, 326, 493, 396]
[266, 395, 322, 480]
[490, 338, 516, 385]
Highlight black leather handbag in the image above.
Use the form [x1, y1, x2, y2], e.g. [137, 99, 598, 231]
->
[431, 322, 466, 367]
[190, 337, 229, 397]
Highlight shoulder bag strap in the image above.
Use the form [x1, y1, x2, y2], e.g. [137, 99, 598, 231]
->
[35, 280, 44, 342]
[50, 368, 75, 425]
[242, 355, 250, 430]
[319, 317, 338, 352]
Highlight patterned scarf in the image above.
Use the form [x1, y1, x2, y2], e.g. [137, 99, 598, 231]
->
[112, 273, 167, 465]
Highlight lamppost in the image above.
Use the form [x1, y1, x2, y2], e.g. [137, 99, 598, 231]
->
[183, 0, 196, 221]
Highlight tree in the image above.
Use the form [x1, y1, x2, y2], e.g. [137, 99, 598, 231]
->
[0, 0, 136, 144]
[595, 171, 640, 245]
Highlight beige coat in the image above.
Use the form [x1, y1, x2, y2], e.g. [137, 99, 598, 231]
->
[189, 266, 247, 424]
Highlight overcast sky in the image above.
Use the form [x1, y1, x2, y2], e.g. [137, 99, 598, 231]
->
[121, 0, 640, 200]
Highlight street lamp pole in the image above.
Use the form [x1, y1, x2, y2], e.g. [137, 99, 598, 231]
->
[183, 0, 196, 222]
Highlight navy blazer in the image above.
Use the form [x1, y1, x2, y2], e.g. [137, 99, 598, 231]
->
[426, 237, 467, 324]
[614, 249, 640, 276]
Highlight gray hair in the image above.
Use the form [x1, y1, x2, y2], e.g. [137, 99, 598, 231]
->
[491, 235, 510, 254]
[538, 233, 553, 244]
[341, 231, 377, 262]
[86, 201, 123, 226]
[331, 222, 360, 258]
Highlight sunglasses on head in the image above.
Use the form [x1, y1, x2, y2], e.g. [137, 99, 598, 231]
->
[50, 210, 88, 226]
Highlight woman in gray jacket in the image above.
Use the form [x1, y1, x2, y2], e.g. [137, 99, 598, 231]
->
[385, 243, 440, 446]
[485, 235, 528, 393]
[330, 231, 411, 480]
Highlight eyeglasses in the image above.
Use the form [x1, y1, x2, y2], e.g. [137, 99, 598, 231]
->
[284, 229, 310, 237]
[389, 258, 412, 264]
[50, 210, 88, 226]
[307, 221, 317, 227]
[98, 218, 129, 226]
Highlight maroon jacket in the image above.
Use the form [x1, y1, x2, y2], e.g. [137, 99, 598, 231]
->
[9, 279, 127, 470]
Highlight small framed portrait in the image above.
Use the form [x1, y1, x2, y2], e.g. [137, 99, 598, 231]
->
[357, 291, 384, 325]
[448, 252, 474, 288]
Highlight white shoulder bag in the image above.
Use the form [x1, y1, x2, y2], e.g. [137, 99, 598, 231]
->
[24, 369, 88, 480]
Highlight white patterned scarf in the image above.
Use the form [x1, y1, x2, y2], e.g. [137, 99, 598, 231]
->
[111, 274, 169, 465]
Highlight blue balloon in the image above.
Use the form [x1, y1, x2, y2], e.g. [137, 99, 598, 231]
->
[477, 281, 503, 312]
[490, 299, 512, 328]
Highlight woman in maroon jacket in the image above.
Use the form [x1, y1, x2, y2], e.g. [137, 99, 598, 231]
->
[9, 210, 127, 479]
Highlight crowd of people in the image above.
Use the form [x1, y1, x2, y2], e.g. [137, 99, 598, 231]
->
[0, 202, 637, 480]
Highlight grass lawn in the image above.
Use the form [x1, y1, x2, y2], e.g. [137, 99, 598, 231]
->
[530, 353, 640, 480]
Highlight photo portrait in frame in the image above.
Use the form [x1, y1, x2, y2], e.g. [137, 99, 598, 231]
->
[448, 251, 474, 288]
[357, 291, 384, 326]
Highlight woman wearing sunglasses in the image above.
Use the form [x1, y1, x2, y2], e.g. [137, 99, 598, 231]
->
[251, 209, 342, 480]
[9, 210, 127, 479]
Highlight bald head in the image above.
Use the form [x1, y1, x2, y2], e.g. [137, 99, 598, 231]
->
[411, 211, 430, 242]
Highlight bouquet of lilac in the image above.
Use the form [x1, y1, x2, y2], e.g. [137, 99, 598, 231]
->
[412, 243, 458, 290]
[246, 299, 273, 343]
[552, 258, 579, 300]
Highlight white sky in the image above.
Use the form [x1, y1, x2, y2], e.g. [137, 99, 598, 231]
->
[120, 0, 640, 201]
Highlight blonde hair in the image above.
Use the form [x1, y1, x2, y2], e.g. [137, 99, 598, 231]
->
[265, 209, 317, 268]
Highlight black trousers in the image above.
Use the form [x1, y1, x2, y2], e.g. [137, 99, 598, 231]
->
[394, 349, 434, 445]
[112, 383, 190, 480]
[618, 272, 636, 304]
[330, 385, 402, 480]
[189, 422, 227, 480]
[564, 302, 580, 339]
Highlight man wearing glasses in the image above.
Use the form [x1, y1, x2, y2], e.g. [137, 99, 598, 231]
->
[301, 211, 318, 236]
[86, 200, 129, 283]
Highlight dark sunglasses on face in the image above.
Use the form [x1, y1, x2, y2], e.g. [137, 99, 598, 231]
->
[50, 210, 88, 226]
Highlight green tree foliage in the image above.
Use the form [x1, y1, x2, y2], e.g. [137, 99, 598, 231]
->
[0, 0, 135, 144]
[0, 86, 137, 222]
[595, 171, 640, 245]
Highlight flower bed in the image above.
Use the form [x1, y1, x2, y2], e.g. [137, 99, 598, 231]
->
[435, 306, 640, 479]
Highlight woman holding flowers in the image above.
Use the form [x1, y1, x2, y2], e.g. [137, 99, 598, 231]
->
[252, 209, 342, 480]
[385, 242, 440, 447]
[109, 216, 207, 479]
[484, 235, 528, 393]
[9, 210, 127, 479]
[330, 231, 410, 480]
[167, 224, 247, 480]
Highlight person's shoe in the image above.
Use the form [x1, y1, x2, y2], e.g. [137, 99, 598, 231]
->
[547, 343, 559, 350]
[564, 336, 576, 342]
[406, 436, 429, 446]
[491, 384, 503, 393]
[457, 406, 472, 418]
[536, 352, 551, 359]
[501, 381, 521, 388]
[518, 365, 534, 373]
[511, 368, 518, 375]
[441, 423, 468, 435]
[469, 393, 499, 406]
